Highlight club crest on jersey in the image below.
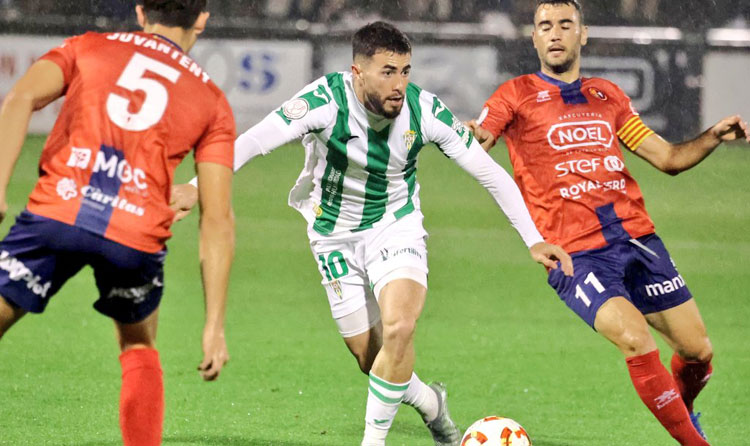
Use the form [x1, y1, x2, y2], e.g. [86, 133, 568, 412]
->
[313, 203, 323, 217]
[537, 90, 551, 102]
[588, 87, 608, 101]
[282, 98, 310, 120]
[403, 130, 417, 151]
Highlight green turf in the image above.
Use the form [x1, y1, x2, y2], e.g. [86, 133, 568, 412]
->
[0, 135, 748, 445]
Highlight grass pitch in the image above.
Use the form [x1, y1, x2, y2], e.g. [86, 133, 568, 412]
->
[0, 135, 748, 445]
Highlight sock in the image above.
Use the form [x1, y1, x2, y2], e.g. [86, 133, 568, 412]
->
[626, 350, 709, 446]
[119, 348, 164, 446]
[671, 353, 713, 413]
[362, 372, 409, 445]
[402, 372, 439, 422]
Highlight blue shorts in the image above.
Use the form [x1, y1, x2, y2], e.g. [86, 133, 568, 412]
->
[547, 233, 692, 329]
[0, 211, 165, 323]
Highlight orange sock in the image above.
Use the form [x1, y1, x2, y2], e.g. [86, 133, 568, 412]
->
[119, 348, 163, 446]
[671, 353, 712, 413]
[626, 350, 709, 446]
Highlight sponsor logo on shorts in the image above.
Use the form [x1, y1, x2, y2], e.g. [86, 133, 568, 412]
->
[644, 274, 686, 297]
[379, 247, 423, 261]
[654, 389, 679, 410]
[282, 98, 309, 120]
[0, 250, 52, 298]
[107, 276, 163, 304]
[547, 120, 614, 151]
[81, 186, 145, 217]
[56, 178, 78, 200]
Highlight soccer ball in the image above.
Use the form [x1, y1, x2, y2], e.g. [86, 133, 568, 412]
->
[461, 416, 532, 446]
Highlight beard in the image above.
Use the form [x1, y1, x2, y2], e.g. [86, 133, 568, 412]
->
[545, 52, 577, 74]
[364, 91, 402, 119]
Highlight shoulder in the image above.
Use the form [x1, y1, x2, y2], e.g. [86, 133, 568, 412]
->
[487, 74, 537, 105]
[584, 77, 630, 101]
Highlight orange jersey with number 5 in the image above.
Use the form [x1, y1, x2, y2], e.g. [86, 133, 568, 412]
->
[27, 31, 235, 253]
[481, 72, 656, 253]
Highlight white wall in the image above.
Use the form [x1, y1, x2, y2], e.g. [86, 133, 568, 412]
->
[702, 52, 750, 129]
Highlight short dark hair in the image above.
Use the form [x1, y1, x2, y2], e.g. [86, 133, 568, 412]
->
[352, 21, 412, 60]
[535, 0, 584, 23]
[140, 0, 208, 29]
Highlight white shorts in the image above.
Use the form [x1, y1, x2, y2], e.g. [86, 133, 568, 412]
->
[308, 211, 429, 336]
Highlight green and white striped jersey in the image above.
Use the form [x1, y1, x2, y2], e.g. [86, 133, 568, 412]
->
[231, 71, 543, 247]
[267, 71, 474, 235]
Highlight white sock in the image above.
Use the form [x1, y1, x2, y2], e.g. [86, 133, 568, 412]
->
[401, 372, 439, 422]
[362, 372, 409, 444]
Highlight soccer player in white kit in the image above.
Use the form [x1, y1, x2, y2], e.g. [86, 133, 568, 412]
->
[173, 21, 573, 446]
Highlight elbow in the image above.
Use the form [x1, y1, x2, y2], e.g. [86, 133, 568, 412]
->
[2, 89, 34, 112]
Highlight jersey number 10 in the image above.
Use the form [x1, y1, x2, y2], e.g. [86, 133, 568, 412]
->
[106, 52, 182, 132]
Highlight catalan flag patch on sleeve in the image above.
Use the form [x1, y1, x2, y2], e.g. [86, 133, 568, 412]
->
[617, 116, 655, 151]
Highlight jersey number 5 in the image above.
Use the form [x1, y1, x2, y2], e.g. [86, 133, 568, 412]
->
[106, 52, 181, 131]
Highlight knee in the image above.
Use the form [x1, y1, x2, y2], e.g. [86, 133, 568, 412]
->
[605, 324, 655, 357]
[382, 317, 417, 348]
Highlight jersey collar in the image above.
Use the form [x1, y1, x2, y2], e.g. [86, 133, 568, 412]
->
[535, 71, 588, 105]
[151, 33, 184, 53]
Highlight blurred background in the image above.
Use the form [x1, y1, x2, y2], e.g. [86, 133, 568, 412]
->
[1, 0, 749, 139]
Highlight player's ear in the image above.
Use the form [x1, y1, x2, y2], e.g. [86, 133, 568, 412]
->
[135, 4, 147, 28]
[193, 11, 210, 35]
[581, 24, 588, 46]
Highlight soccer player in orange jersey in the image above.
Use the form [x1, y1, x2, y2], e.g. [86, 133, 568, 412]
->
[0, 1, 235, 445]
[468, 1, 749, 445]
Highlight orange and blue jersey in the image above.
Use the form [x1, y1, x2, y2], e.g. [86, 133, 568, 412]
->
[27, 31, 235, 253]
[481, 71, 656, 254]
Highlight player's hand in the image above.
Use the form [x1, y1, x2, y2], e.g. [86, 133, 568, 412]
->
[465, 120, 496, 152]
[198, 324, 229, 381]
[170, 183, 199, 223]
[710, 115, 750, 143]
[529, 242, 574, 276]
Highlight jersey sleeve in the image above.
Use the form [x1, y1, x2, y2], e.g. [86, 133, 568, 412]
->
[611, 83, 655, 152]
[194, 94, 236, 168]
[424, 93, 475, 159]
[39, 35, 80, 89]
[480, 81, 517, 140]
[232, 77, 336, 172]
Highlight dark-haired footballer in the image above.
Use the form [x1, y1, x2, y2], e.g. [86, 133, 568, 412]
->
[0, 1, 235, 445]
[468, 1, 749, 445]
[171, 20, 572, 446]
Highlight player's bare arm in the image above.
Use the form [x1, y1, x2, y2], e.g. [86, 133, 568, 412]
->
[0, 60, 65, 222]
[635, 115, 749, 175]
[196, 161, 234, 381]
